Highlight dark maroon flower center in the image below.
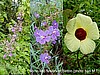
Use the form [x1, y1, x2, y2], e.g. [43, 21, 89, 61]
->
[75, 28, 87, 41]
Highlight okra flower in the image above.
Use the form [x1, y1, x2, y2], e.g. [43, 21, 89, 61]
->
[64, 14, 99, 54]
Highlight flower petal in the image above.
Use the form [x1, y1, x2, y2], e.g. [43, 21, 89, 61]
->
[45, 36, 51, 42]
[66, 18, 76, 34]
[36, 37, 41, 42]
[80, 38, 96, 54]
[64, 33, 80, 52]
[86, 22, 99, 40]
[39, 40, 45, 44]
[76, 14, 92, 28]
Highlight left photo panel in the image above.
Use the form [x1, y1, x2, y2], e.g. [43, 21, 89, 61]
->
[0, 0, 30, 74]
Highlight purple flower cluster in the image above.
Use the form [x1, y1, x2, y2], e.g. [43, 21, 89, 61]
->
[12, 12, 23, 33]
[40, 53, 51, 64]
[3, 40, 14, 59]
[34, 20, 60, 44]
[11, 23, 22, 33]
[3, 12, 23, 59]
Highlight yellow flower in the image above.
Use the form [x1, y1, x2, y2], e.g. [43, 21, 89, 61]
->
[64, 14, 99, 54]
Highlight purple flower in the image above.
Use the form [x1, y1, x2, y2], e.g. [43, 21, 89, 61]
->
[9, 52, 13, 57]
[14, 23, 17, 27]
[35, 30, 51, 44]
[18, 27, 22, 31]
[52, 40, 56, 44]
[34, 12, 40, 18]
[3, 54, 6, 59]
[40, 53, 51, 64]
[12, 34, 17, 38]
[41, 21, 47, 26]
[34, 29, 42, 37]
[34, 25, 37, 30]
[48, 26, 60, 41]
[11, 27, 15, 32]
[17, 16, 21, 20]
[52, 20, 58, 29]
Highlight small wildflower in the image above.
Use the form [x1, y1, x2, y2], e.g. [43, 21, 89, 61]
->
[41, 21, 47, 26]
[17, 16, 21, 20]
[11, 27, 15, 32]
[34, 25, 37, 30]
[52, 40, 56, 44]
[52, 20, 58, 29]
[12, 34, 17, 38]
[34, 29, 42, 37]
[35, 30, 51, 44]
[40, 53, 51, 64]
[18, 27, 22, 31]
[34, 12, 40, 18]
[9, 52, 13, 57]
[3, 54, 6, 59]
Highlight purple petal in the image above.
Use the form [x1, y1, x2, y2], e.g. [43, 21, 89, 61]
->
[17, 16, 21, 20]
[11, 27, 15, 32]
[48, 56, 51, 59]
[34, 12, 40, 18]
[36, 37, 40, 42]
[40, 53, 51, 64]
[52, 20, 58, 29]
[45, 30, 50, 35]
[48, 26, 53, 31]
[39, 39, 46, 44]
[34, 25, 37, 30]
[52, 41, 56, 44]
[9, 53, 13, 57]
[45, 60, 49, 64]
[40, 54, 45, 62]
[42, 21, 47, 26]
[56, 30, 60, 36]
[45, 36, 51, 42]
[34, 29, 40, 37]
[51, 34, 57, 40]
[44, 53, 48, 56]
[19, 27, 22, 31]
[3, 54, 6, 59]
[39, 30, 45, 36]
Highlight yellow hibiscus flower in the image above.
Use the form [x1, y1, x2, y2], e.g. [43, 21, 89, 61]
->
[64, 13, 99, 54]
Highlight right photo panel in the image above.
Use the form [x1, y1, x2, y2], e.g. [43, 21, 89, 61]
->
[63, 0, 100, 74]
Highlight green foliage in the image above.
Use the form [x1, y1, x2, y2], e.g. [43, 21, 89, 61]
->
[0, 0, 30, 74]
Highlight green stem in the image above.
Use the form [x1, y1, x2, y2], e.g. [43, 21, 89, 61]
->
[77, 50, 81, 69]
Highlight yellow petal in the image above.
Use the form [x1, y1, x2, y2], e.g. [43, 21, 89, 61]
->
[80, 38, 96, 54]
[64, 33, 80, 52]
[66, 18, 76, 34]
[86, 22, 99, 40]
[76, 14, 92, 28]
